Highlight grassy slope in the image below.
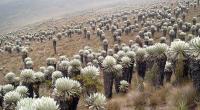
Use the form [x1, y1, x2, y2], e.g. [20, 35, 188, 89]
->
[0, 2, 200, 110]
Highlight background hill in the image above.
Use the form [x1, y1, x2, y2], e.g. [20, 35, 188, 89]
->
[0, 0, 123, 33]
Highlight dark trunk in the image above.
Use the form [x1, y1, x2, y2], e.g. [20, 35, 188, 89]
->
[155, 55, 167, 86]
[34, 82, 40, 98]
[103, 45, 108, 52]
[183, 58, 190, 79]
[70, 69, 80, 78]
[103, 70, 114, 98]
[22, 83, 34, 98]
[165, 70, 172, 82]
[128, 62, 134, 84]
[169, 34, 175, 43]
[114, 76, 122, 93]
[83, 56, 88, 66]
[122, 67, 129, 82]
[58, 100, 70, 110]
[70, 97, 79, 110]
[0, 91, 3, 107]
[137, 60, 146, 79]
[22, 54, 28, 64]
[80, 55, 84, 64]
[189, 58, 200, 92]
[61, 69, 68, 77]
[114, 48, 119, 54]
[53, 41, 57, 54]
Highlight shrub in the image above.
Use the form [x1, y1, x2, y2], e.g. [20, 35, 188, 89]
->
[20, 69, 35, 83]
[86, 93, 106, 110]
[102, 56, 116, 72]
[55, 77, 81, 97]
[33, 97, 59, 110]
[170, 40, 189, 55]
[4, 91, 21, 104]
[3, 84, 14, 94]
[4, 72, 16, 84]
[135, 48, 146, 60]
[16, 98, 35, 110]
[121, 56, 131, 68]
[52, 71, 63, 82]
[167, 85, 196, 110]
[15, 86, 28, 97]
[75, 66, 102, 93]
[34, 72, 45, 83]
[119, 80, 129, 93]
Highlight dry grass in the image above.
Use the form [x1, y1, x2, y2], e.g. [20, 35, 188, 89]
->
[166, 83, 196, 110]
[0, 2, 200, 110]
[148, 87, 169, 107]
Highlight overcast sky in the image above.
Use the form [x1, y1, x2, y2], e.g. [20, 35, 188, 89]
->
[0, 0, 126, 33]
[0, 0, 159, 33]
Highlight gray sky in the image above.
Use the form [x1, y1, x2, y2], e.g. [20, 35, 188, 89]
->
[0, 0, 158, 33]
[0, 0, 125, 33]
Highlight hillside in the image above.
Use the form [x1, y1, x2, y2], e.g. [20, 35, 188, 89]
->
[0, 0, 200, 110]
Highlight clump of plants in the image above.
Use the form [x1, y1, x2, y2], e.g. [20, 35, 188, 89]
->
[75, 66, 102, 96]
[119, 80, 129, 93]
[85, 93, 106, 110]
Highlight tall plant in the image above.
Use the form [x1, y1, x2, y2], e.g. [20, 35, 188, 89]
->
[170, 40, 189, 85]
[102, 56, 116, 98]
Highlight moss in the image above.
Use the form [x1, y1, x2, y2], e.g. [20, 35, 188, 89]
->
[44, 80, 52, 88]
[73, 74, 103, 93]
[145, 63, 158, 86]
[174, 54, 184, 85]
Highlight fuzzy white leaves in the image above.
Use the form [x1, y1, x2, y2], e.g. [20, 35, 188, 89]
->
[102, 56, 116, 68]
[16, 98, 35, 110]
[170, 40, 189, 55]
[119, 80, 129, 93]
[3, 84, 14, 93]
[126, 51, 136, 60]
[52, 71, 63, 82]
[87, 93, 106, 110]
[81, 66, 100, 76]
[55, 77, 81, 97]
[33, 97, 59, 110]
[34, 72, 45, 83]
[17, 97, 59, 110]
[70, 59, 82, 68]
[5, 72, 16, 83]
[4, 91, 21, 104]
[114, 64, 123, 77]
[20, 69, 35, 83]
[136, 48, 146, 60]
[154, 43, 168, 55]
[46, 58, 57, 65]
[189, 37, 200, 57]
[121, 56, 131, 68]
[15, 86, 28, 97]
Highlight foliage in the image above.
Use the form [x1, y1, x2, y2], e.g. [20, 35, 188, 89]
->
[145, 63, 158, 85]
[4, 91, 21, 104]
[15, 86, 28, 98]
[74, 74, 102, 93]
[86, 93, 106, 110]
[33, 97, 59, 110]
[174, 54, 184, 84]
[119, 80, 129, 93]
[20, 69, 35, 84]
